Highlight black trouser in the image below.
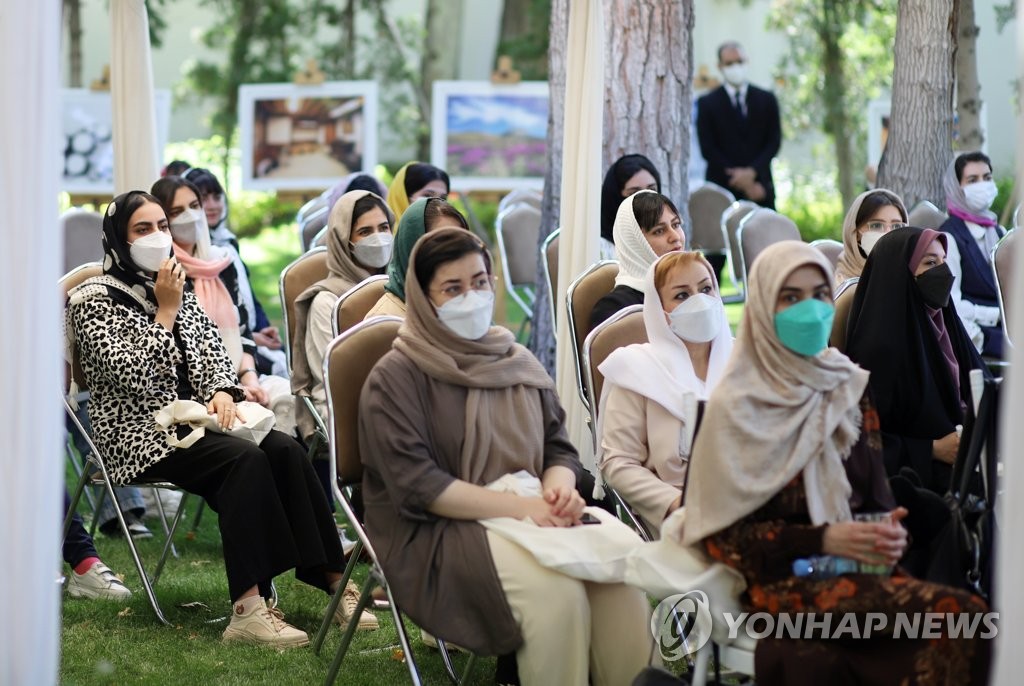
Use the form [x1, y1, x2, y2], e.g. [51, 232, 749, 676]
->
[63, 490, 98, 568]
[140, 430, 344, 602]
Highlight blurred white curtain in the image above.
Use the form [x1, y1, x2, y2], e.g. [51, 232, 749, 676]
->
[111, 0, 160, 193]
[0, 1, 63, 683]
[554, 0, 604, 472]
[992, 10, 1024, 684]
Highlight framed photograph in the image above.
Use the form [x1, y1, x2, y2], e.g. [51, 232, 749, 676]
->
[61, 88, 172, 195]
[431, 81, 549, 191]
[238, 81, 378, 191]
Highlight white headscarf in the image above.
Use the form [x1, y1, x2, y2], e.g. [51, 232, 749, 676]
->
[612, 190, 660, 291]
[599, 251, 733, 419]
[681, 241, 869, 546]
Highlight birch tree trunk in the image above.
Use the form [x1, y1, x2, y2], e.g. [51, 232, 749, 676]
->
[954, 0, 984, 151]
[418, 0, 463, 160]
[528, 0, 568, 373]
[876, 0, 958, 209]
[603, 0, 695, 233]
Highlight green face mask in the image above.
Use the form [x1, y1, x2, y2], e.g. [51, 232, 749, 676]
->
[774, 298, 835, 356]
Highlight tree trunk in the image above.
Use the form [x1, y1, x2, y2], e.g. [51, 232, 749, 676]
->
[418, 0, 463, 160]
[341, 0, 356, 79]
[876, 0, 957, 209]
[64, 0, 83, 87]
[528, 0, 568, 372]
[954, 0, 984, 151]
[819, 3, 855, 209]
[603, 0, 695, 236]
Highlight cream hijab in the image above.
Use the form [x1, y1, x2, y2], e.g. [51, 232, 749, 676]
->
[834, 189, 907, 285]
[599, 251, 733, 418]
[395, 228, 557, 484]
[681, 241, 869, 546]
[612, 190, 661, 291]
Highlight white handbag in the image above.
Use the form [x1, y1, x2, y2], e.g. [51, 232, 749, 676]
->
[154, 399, 276, 449]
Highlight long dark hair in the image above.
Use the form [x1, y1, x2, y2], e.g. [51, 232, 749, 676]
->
[150, 176, 203, 216]
[414, 229, 491, 293]
[631, 191, 680, 233]
[423, 198, 468, 231]
[854, 191, 908, 227]
[404, 163, 450, 197]
[600, 154, 662, 243]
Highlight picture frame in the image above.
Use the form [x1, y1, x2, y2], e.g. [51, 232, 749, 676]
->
[61, 88, 172, 195]
[238, 81, 378, 191]
[430, 81, 549, 192]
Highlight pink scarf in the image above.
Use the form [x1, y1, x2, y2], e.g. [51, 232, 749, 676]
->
[947, 205, 997, 228]
[172, 243, 239, 330]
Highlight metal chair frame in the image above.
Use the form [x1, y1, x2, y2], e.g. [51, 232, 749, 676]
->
[565, 260, 619, 414]
[494, 203, 540, 338]
[540, 228, 561, 334]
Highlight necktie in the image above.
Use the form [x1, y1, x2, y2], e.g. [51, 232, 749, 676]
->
[733, 92, 746, 120]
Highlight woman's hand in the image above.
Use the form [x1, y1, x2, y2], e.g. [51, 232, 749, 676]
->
[242, 383, 269, 406]
[823, 519, 907, 566]
[519, 497, 575, 528]
[933, 432, 960, 465]
[543, 484, 585, 522]
[154, 258, 185, 329]
[207, 390, 245, 430]
[254, 326, 282, 350]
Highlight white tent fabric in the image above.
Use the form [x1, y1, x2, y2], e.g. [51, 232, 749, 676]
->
[554, 0, 604, 472]
[0, 2, 63, 683]
[992, 13, 1024, 684]
[111, 0, 161, 193]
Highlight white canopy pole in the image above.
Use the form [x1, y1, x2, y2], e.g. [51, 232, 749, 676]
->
[992, 11, 1024, 684]
[554, 0, 605, 473]
[0, 1, 63, 683]
[111, 0, 160, 193]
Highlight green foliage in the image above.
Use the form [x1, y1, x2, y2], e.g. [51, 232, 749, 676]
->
[495, 0, 552, 81]
[992, 175, 1015, 222]
[995, 3, 1016, 33]
[238, 221, 302, 328]
[775, 161, 846, 242]
[230, 193, 302, 241]
[768, 0, 897, 192]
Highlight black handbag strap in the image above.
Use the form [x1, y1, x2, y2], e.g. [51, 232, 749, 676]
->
[680, 400, 706, 505]
[950, 378, 1000, 507]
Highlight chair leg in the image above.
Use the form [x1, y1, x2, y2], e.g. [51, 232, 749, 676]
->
[63, 467, 92, 540]
[323, 575, 375, 686]
[151, 492, 190, 585]
[313, 539, 363, 655]
[436, 639, 479, 686]
[383, 575, 423, 686]
[150, 487, 179, 559]
[88, 484, 108, 537]
[691, 642, 711, 686]
[188, 499, 206, 534]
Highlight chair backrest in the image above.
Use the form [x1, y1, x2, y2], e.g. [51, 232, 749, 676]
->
[810, 238, 844, 269]
[300, 205, 329, 252]
[1013, 202, 1022, 231]
[60, 262, 104, 392]
[278, 247, 329, 373]
[566, 261, 619, 411]
[737, 209, 802, 289]
[495, 203, 542, 287]
[993, 229, 1017, 346]
[907, 200, 947, 229]
[541, 228, 560, 332]
[721, 200, 760, 287]
[583, 305, 647, 445]
[311, 225, 329, 249]
[62, 209, 104, 276]
[688, 182, 735, 254]
[296, 192, 328, 226]
[830, 277, 859, 353]
[333, 274, 389, 337]
[498, 188, 542, 213]
[323, 316, 402, 485]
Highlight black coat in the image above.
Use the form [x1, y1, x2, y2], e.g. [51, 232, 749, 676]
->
[696, 84, 782, 208]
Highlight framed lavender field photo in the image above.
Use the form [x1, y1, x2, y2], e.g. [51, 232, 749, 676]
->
[431, 81, 548, 191]
[238, 81, 378, 191]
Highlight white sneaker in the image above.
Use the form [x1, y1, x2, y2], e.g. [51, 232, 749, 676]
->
[333, 581, 379, 631]
[222, 597, 309, 649]
[66, 562, 132, 601]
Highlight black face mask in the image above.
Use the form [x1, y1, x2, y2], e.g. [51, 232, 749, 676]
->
[915, 262, 955, 309]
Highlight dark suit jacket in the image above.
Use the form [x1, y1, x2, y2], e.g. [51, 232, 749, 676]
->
[697, 84, 782, 208]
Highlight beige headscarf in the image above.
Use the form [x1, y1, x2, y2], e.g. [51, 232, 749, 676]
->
[395, 228, 556, 484]
[834, 189, 907, 285]
[613, 190, 661, 291]
[681, 241, 869, 546]
[290, 190, 390, 396]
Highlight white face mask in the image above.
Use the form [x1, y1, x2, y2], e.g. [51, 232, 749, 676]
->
[666, 293, 723, 343]
[721, 63, 748, 87]
[169, 207, 205, 245]
[350, 231, 394, 269]
[962, 180, 998, 213]
[860, 230, 884, 256]
[129, 230, 173, 272]
[434, 289, 495, 340]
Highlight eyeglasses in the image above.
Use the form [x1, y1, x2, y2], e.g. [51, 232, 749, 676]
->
[864, 221, 907, 232]
[432, 275, 495, 299]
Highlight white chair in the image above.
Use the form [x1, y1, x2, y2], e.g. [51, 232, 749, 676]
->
[908, 200, 947, 229]
[810, 238, 844, 269]
[992, 229, 1017, 347]
[720, 200, 760, 300]
[300, 205, 329, 252]
[688, 182, 735, 260]
[498, 188, 542, 213]
[736, 209, 802, 296]
[62, 208, 104, 275]
[494, 202, 542, 334]
[565, 261, 619, 413]
[331, 274, 389, 337]
[540, 228, 560, 333]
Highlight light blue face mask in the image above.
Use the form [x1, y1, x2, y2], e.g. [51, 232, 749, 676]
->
[774, 298, 835, 356]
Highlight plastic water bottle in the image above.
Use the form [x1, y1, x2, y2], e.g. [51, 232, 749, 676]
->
[792, 555, 860, 580]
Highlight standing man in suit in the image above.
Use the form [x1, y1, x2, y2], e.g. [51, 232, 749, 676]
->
[697, 41, 782, 208]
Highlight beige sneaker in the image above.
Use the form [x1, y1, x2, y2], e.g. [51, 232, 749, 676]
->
[223, 597, 309, 649]
[333, 580, 379, 631]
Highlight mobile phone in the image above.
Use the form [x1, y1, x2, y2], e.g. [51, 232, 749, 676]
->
[578, 512, 601, 525]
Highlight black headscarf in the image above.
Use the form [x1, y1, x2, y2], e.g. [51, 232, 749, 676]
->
[600, 154, 662, 244]
[845, 227, 984, 487]
[101, 190, 172, 308]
